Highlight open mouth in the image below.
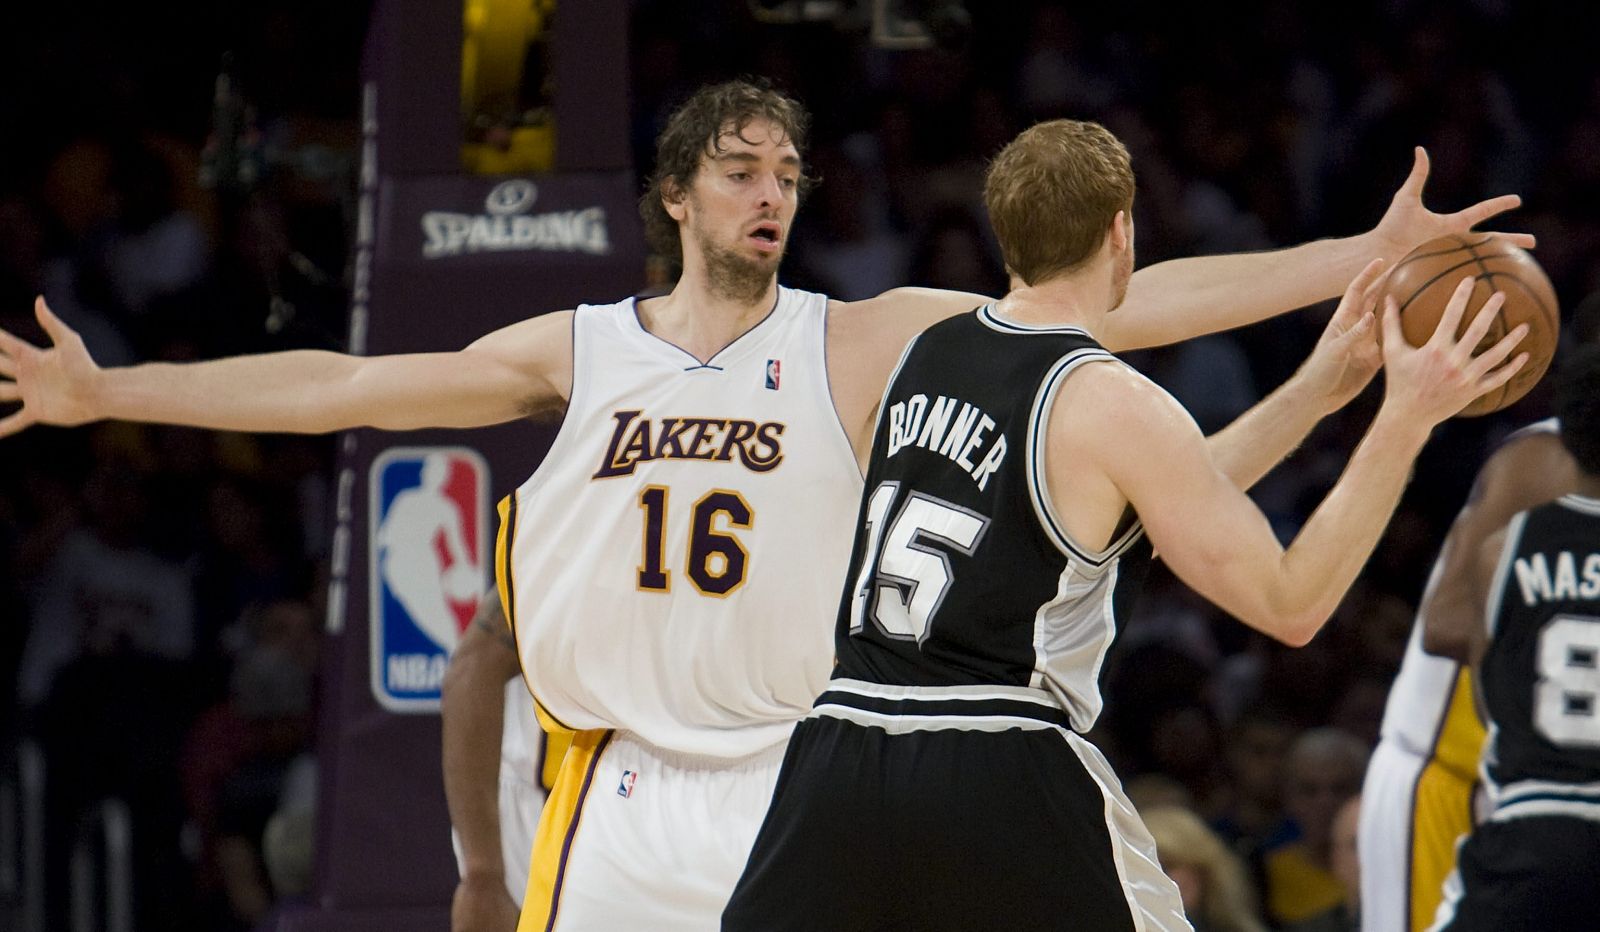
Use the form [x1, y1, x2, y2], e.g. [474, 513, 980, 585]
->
[749, 223, 782, 249]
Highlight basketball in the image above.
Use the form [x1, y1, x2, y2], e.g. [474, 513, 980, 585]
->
[1381, 234, 1559, 416]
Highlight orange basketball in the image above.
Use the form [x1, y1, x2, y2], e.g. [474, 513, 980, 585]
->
[1380, 234, 1560, 416]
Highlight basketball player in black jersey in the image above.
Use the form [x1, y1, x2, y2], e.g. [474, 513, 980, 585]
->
[721, 120, 1530, 931]
[1422, 347, 1600, 931]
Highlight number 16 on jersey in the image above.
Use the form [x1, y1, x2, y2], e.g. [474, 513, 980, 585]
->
[637, 486, 754, 597]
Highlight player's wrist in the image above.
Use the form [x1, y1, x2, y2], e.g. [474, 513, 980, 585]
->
[459, 863, 506, 882]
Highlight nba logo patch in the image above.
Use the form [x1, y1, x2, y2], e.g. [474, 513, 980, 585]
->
[765, 358, 781, 390]
[618, 770, 638, 798]
[369, 446, 489, 712]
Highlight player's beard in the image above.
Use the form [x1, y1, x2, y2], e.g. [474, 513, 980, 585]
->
[694, 220, 781, 306]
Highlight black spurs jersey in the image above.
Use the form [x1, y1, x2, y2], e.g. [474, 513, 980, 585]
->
[1481, 494, 1600, 818]
[831, 306, 1151, 732]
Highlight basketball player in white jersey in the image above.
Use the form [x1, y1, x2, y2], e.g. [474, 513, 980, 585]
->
[0, 81, 1531, 931]
[443, 590, 568, 932]
[1357, 299, 1600, 932]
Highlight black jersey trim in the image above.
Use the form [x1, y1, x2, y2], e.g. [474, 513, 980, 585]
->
[1025, 350, 1145, 568]
[976, 304, 1092, 336]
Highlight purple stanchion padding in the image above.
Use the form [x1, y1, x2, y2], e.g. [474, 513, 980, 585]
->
[275, 1, 639, 927]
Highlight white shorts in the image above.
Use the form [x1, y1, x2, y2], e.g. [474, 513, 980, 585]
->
[1359, 739, 1478, 932]
[518, 729, 788, 932]
[452, 768, 547, 905]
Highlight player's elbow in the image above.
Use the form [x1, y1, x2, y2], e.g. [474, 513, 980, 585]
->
[1246, 595, 1328, 647]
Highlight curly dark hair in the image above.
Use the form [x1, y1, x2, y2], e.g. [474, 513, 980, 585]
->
[1557, 345, 1600, 477]
[639, 79, 815, 263]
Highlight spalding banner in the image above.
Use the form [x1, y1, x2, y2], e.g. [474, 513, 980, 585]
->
[384, 173, 624, 263]
[369, 446, 489, 711]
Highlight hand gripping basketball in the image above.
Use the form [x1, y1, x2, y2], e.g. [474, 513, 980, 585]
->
[1378, 277, 1529, 427]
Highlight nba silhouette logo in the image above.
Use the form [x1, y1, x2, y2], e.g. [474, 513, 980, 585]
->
[618, 770, 638, 798]
[765, 358, 781, 390]
[369, 446, 489, 712]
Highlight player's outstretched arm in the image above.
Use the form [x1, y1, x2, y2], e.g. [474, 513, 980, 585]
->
[1098, 147, 1533, 352]
[1420, 431, 1579, 661]
[1056, 278, 1528, 645]
[0, 297, 573, 438]
[1205, 258, 1385, 492]
[442, 589, 524, 932]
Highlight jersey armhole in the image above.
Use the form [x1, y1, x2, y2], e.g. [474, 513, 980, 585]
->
[1025, 350, 1145, 570]
[1484, 510, 1530, 640]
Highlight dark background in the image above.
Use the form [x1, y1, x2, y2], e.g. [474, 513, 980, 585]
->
[3, 1, 1598, 929]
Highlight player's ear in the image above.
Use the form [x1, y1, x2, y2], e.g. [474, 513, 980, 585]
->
[662, 176, 688, 223]
[1108, 210, 1130, 252]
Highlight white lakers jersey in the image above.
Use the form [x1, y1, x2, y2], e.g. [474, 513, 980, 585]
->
[1377, 418, 1560, 771]
[500, 287, 862, 759]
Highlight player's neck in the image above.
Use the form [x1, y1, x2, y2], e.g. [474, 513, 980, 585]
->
[638, 268, 781, 363]
[992, 268, 1110, 334]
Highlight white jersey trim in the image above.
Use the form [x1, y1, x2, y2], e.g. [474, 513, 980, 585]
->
[811, 703, 1062, 734]
[825, 677, 1063, 707]
[1483, 510, 1529, 639]
[1491, 798, 1600, 823]
[976, 304, 1093, 336]
[1558, 493, 1600, 517]
[1025, 350, 1144, 568]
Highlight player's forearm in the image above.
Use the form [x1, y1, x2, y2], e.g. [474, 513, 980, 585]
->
[1105, 233, 1380, 351]
[441, 649, 511, 878]
[94, 350, 522, 434]
[1206, 374, 1322, 493]
[1267, 409, 1432, 642]
[93, 351, 372, 433]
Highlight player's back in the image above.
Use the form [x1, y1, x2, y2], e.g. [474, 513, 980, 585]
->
[832, 305, 1150, 732]
[1481, 494, 1600, 810]
[500, 286, 863, 759]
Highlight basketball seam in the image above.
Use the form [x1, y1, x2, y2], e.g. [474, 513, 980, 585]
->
[1397, 255, 1485, 315]
[1391, 234, 1494, 274]
[1480, 262, 1558, 334]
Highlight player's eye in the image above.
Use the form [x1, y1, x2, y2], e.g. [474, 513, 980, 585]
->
[779, 177, 798, 190]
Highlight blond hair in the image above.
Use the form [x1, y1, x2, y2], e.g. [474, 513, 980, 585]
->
[1141, 806, 1268, 932]
[983, 119, 1134, 285]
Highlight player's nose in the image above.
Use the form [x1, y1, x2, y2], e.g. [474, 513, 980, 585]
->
[754, 172, 783, 208]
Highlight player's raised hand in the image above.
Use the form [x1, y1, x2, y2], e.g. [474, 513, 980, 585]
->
[1378, 277, 1529, 426]
[0, 297, 105, 439]
[1372, 147, 1535, 261]
[1298, 257, 1385, 414]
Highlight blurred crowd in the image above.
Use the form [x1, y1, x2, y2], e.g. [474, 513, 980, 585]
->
[3, 0, 1599, 928]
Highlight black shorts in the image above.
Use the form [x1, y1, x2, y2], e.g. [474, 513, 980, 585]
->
[1433, 816, 1600, 931]
[722, 681, 1189, 932]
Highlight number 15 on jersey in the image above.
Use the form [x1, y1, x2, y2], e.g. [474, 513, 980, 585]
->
[847, 481, 991, 644]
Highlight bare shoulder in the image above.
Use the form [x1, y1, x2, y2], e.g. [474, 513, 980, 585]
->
[1473, 426, 1578, 516]
[464, 309, 576, 402]
[825, 288, 992, 460]
[1051, 360, 1196, 441]
[1046, 358, 1209, 489]
[830, 287, 991, 336]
